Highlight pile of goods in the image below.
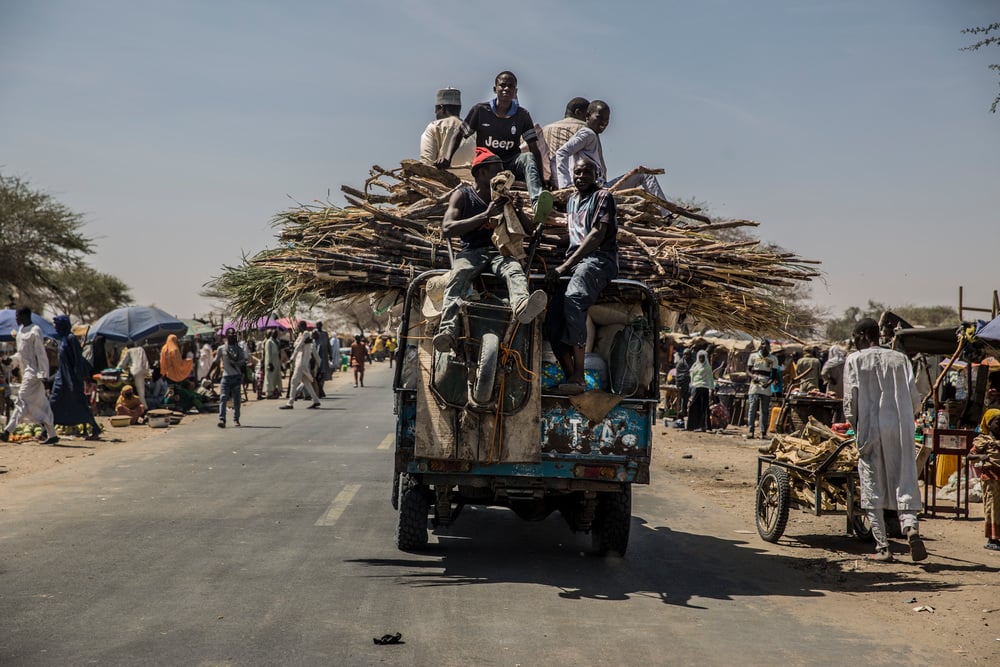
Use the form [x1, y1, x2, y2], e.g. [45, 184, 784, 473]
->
[764, 417, 857, 511]
[5, 423, 46, 442]
[213, 161, 819, 334]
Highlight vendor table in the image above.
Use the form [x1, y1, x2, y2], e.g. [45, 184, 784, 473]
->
[776, 395, 841, 433]
[922, 428, 976, 518]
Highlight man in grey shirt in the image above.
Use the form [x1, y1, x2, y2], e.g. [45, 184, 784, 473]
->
[214, 328, 247, 428]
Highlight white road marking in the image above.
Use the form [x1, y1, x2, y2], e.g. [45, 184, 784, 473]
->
[376, 433, 393, 450]
[315, 484, 362, 526]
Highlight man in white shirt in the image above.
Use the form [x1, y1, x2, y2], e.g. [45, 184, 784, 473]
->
[1, 307, 58, 444]
[279, 321, 321, 409]
[745, 339, 779, 439]
[419, 88, 475, 167]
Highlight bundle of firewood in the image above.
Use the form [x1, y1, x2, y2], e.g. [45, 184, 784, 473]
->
[213, 160, 820, 332]
[764, 418, 857, 511]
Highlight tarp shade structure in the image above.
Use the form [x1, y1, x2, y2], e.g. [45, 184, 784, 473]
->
[276, 317, 314, 331]
[975, 315, 1000, 345]
[219, 316, 286, 333]
[180, 319, 217, 339]
[891, 326, 962, 356]
[0, 309, 58, 341]
[86, 306, 187, 344]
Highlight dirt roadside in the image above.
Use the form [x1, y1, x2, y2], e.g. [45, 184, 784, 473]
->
[655, 424, 1000, 664]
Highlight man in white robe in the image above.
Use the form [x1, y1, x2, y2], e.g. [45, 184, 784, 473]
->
[843, 318, 926, 562]
[262, 329, 283, 399]
[278, 321, 320, 410]
[1, 307, 59, 445]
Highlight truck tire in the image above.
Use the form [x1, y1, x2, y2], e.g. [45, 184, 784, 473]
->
[395, 474, 429, 551]
[390, 472, 400, 511]
[756, 466, 790, 543]
[471, 332, 499, 405]
[592, 486, 631, 556]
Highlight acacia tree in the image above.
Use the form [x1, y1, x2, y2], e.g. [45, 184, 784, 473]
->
[962, 22, 1000, 113]
[0, 173, 92, 307]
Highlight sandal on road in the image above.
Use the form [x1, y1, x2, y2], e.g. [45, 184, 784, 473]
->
[866, 549, 894, 563]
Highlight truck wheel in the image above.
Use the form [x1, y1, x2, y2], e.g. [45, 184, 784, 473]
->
[395, 474, 429, 551]
[592, 487, 631, 556]
[756, 466, 790, 543]
[471, 333, 499, 405]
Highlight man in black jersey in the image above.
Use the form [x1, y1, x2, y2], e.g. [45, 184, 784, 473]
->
[433, 147, 547, 354]
[436, 71, 549, 213]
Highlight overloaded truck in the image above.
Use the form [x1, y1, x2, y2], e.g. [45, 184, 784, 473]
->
[391, 269, 659, 555]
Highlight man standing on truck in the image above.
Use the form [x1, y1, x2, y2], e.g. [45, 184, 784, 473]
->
[545, 158, 619, 395]
[433, 147, 548, 354]
[844, 318, 927, 563]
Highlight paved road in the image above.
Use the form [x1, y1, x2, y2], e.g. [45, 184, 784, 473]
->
[0, 363, 952, 665]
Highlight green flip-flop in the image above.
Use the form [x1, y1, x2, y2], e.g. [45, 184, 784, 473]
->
[534, 190, 554, 224]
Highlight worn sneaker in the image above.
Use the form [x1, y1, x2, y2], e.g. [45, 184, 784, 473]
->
[514, 290, 548, 324]
[279, 404, 293, 410]
[744, 432, 756, 440]
[0, 431, 8, 443]
[217, 421, 225, 429]
[41, 435, 60, 446]
[906, 527, 928, 562]
[433, 331, 456, 353]
[308, 402, 321, 409]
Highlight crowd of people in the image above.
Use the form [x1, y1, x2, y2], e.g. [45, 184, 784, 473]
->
[0, 305, 399, 438]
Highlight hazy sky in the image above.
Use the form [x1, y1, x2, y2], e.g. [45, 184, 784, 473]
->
[2, 0, 998, 321]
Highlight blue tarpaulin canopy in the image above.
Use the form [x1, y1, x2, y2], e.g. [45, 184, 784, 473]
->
[975, 315, 1000, 345]
[86, 306, 187, 344]
[0, 309, 58, 341]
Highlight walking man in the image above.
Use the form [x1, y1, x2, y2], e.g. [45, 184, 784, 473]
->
[350, 335, 367, 388]
[280, 321, 321, 409]
[844, 318, 927, 562]
[215, 328, 247, 427]
[1, 307, 58, 444]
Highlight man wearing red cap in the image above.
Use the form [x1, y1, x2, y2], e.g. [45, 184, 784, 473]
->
[433, 147, 547, 354]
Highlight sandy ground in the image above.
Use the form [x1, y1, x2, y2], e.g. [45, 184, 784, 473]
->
[3, 385, 999, 662]
[655, 424, 1000, 664]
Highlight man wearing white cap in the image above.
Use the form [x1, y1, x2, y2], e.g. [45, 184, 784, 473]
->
[420, 88, 475, 167]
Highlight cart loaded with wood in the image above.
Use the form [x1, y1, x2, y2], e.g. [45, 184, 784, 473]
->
[755, 417, 873, 543]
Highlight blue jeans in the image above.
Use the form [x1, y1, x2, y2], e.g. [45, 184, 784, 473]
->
[503, 152, 543, 203]
[219, 375, 241, 424]
[438, 246, 529, 338]
[561, 253, 618, 347]
[747, 392, 770, 435]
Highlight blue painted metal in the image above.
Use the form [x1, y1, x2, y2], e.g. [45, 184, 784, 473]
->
[407, 458, 641, 482]
[541, 403, 651, 457]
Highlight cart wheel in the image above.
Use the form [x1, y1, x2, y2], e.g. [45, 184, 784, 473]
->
[395, 474, 430, 551]
[848, 506, 874, 543]
[471, 332, 499, 405]
[756, 466, 790, 543]
[592, 486, 632, 557]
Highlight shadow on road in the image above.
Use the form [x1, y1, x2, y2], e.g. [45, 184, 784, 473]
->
[348, 507, 964, 609]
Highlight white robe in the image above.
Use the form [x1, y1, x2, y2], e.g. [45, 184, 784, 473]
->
[5, 324, 55, 433]
[197, 344, 214, 380]
[285, 332, 319, 405]
[843, 346, 922, 511]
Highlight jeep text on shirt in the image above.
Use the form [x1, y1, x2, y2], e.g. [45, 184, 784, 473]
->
[461, 102, 537, 163]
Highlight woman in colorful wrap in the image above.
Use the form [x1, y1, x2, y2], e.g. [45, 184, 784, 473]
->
[115, 385, 146, 424]
[159, 334, 193, 384]
[972, 408, 1000, 551]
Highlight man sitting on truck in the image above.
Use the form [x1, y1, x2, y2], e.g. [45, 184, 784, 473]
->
[545, 158, 619, 395]
[433, 147, 548, 354]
